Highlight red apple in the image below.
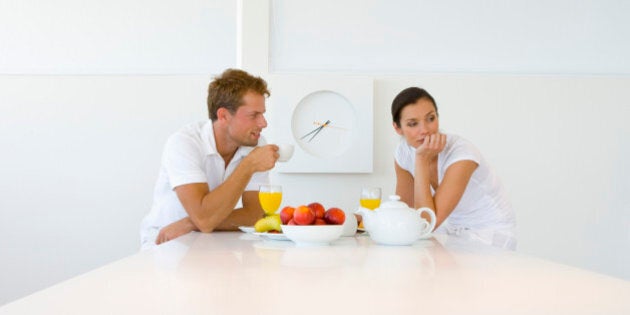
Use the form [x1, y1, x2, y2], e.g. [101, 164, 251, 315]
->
[314, 218, 327, 225]
[280, 206, 295, 225]
[287, 218, 297, 225]
[324, 208, 345, 225]
[293, 205, 316, 225]
[307, 202, 326, 219]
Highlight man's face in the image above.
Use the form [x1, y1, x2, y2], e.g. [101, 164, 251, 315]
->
[225, 91, 267, 147]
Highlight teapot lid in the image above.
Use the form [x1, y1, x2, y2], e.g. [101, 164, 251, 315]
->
[379, 195, 410, 210]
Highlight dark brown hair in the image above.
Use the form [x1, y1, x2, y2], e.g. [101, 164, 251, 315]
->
[391, 87, 438, 127]
[207, 69, 270, 121]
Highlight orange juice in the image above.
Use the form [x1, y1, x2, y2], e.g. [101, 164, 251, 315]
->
[360, 198, 380, 210]
[259, 192, 282, 215]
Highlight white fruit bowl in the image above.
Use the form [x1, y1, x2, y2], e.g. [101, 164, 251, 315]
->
[281, 225, 344, 246]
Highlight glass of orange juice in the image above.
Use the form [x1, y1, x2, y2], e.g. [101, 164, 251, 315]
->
[360, 187, 381, 210]
[358, 187, 381, 229]
[259, 185, 282, 215]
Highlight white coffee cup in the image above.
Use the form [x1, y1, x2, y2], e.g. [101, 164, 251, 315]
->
[277, 144, 294, 162]
[342, 209, 358, 237]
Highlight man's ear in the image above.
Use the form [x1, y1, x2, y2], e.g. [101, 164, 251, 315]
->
[216, 108, 231, 122]
[393, 122, 403, 136]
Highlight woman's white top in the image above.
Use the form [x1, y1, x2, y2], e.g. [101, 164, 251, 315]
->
[394, 133, 517, 249]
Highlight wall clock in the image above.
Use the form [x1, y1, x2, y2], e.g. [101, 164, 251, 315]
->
[266, 75, 373, 173]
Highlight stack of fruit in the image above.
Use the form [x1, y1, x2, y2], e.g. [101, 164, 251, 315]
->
[280, 202, 345, 226]
[254, 202, 346, 233]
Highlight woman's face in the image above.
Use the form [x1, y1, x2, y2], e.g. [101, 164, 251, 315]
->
[393, 98, 439, 148]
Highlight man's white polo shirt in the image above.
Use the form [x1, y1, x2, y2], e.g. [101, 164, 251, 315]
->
[140, 120, 270, 248]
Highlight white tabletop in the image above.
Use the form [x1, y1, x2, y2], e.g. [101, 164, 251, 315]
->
[1, 231, 628, 314]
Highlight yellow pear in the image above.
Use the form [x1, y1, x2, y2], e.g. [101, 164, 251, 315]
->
[254, 214, 282, 233]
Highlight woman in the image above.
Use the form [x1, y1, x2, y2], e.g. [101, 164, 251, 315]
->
[391, 87, 516, 249]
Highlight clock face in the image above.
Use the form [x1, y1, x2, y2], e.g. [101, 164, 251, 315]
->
[267, 74, 372, 173]
[291, 91, 356, 158]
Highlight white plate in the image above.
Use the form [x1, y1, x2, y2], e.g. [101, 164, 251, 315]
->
[238, 226, 255, 234]
[253, 232, 290, 241]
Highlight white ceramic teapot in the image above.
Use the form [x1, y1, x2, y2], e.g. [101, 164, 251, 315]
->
[356, 195, 436, 245]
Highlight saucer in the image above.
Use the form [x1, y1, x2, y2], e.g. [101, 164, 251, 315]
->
[238, 226, 255, 234]
[253, 232, 290, 241]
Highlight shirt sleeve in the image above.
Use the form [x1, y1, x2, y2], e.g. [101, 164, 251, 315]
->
[162, 133, 208, 189]
[443, 137, 482, 171]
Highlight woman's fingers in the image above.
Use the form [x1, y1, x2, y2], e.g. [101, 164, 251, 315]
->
[425, 133, 446, 151]
[416, 133, 446, 158]
[428, 134, 436, 148]
[428, 133, 442, 149]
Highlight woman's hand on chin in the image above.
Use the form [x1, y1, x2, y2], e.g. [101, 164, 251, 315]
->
[416, 133, 447, 161]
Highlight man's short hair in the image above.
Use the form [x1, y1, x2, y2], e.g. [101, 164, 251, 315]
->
[207, 69, 270, 121]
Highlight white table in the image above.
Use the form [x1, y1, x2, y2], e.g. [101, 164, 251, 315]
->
[1, 232, 628, 314]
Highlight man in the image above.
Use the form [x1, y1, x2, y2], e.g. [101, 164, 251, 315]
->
[140, 69, 278, 249]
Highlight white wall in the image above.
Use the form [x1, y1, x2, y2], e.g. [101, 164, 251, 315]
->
[0, 76, 210, 304]
[0, 0, 236, 74]
[270, 0, 630, 75]
[0, 0, 235, 306]
[2, 0, 629, 307]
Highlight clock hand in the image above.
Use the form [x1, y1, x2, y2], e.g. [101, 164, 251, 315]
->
[299, 126, 322, 140]
[307, 120, 330, 142]
[300, 119, 330, 140]
[313, 121, 348, 130]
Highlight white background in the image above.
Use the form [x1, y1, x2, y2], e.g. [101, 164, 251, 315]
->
[1, 0, 629, 306]
[270, 0, 630, 75]
[0, 0, 236, 74]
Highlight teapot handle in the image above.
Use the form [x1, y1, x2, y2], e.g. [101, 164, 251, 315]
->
[416, 207, 437, 238]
